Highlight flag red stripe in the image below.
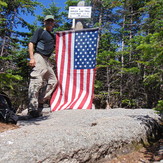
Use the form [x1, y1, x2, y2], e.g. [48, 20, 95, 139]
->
[50, 33, 60, 107]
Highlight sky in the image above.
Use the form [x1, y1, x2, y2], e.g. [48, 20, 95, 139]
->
[19, 0, 67, 32]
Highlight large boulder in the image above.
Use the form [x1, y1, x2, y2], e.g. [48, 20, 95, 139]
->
[0, 108, 161, 163]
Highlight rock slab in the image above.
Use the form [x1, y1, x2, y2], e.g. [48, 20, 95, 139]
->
[0, 108, 161, 163]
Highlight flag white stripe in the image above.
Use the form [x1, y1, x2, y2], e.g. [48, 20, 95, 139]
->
[57, 33, 63, 80]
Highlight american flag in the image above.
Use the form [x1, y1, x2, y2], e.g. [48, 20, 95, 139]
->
[50, 28, 99, 111]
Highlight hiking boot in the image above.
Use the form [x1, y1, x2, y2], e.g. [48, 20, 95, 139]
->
[28, 110, 42, 118]
[38, 103, 44, 109]
[38, 103, 44, 115]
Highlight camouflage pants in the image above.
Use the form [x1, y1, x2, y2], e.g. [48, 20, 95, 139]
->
[28, 53, 57, 112]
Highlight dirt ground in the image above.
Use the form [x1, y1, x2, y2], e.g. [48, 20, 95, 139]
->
[0, 122, 162, 163]
[0, 122, 19, 132]
[104, 140, 163, 163]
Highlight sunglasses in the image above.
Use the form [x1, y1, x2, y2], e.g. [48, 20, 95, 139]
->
[45, 19, 54, 22]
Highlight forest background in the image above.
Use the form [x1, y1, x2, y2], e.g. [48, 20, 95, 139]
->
[0, 0, 162, 113]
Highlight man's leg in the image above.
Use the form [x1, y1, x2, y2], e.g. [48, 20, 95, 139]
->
[28, 53, 47, 117]
[38, 66, 57, 105]
[28, 77, 42, 113]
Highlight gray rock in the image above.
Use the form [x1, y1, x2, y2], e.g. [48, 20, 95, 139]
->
[0, 108, 161, 163]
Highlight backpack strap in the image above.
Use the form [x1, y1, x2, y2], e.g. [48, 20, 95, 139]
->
[37, 28, 55, 42]
[0, 92, 12, 108]
[37, 28, 44, 42]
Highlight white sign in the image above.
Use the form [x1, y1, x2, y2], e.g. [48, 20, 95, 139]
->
[68, 6, 92, 19]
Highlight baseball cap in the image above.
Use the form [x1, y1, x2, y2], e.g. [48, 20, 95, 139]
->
[44, 15, 54, 21]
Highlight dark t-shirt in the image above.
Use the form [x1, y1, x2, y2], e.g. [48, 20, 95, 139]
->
[30, 28, 55, 57]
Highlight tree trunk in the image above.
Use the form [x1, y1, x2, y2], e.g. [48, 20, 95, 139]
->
[129, 6, 133, 62]
[1, 37, 6, 56]
[106, 66, 111, 109]
[120, 15, 126, 107]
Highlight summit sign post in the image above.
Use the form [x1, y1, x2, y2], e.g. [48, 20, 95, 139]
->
[68, 1, 92, 30]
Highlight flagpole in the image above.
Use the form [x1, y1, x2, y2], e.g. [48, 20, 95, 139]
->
[72, 19, 76, 29]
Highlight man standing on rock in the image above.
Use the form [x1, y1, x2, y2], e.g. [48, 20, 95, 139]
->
[28, 15, 57, 118]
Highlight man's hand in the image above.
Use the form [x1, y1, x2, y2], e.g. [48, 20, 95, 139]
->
[29, 58, 36, 67]
[28, 42, 35, 67]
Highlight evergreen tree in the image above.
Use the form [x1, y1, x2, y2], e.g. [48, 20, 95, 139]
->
[0, 0, 39, 109]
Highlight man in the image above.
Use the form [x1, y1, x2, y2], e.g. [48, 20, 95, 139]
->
[28, 15, 57, 117]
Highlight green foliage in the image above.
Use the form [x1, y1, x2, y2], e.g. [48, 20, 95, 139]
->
[135, 32, 162, 89]
[37, 2, 62, 28]
[153, 100, 163, 114]
[143, 73, 160, 86]
[0, 1, 7, 8]
[65, 0, 79, 10]
[121, 67, 140, 74]
[140, 0, 163, 33]
[122, 99, 136, 108]
[0, 73, 22, 90]
[94, 80, 103, 89]
[0, 0, 40, 47]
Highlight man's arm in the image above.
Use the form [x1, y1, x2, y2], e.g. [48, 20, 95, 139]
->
[28, 42, 36, 67]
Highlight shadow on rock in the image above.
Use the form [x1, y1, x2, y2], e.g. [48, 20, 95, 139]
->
[17, 114, 50, 126]
[129, 115, 162, 142]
